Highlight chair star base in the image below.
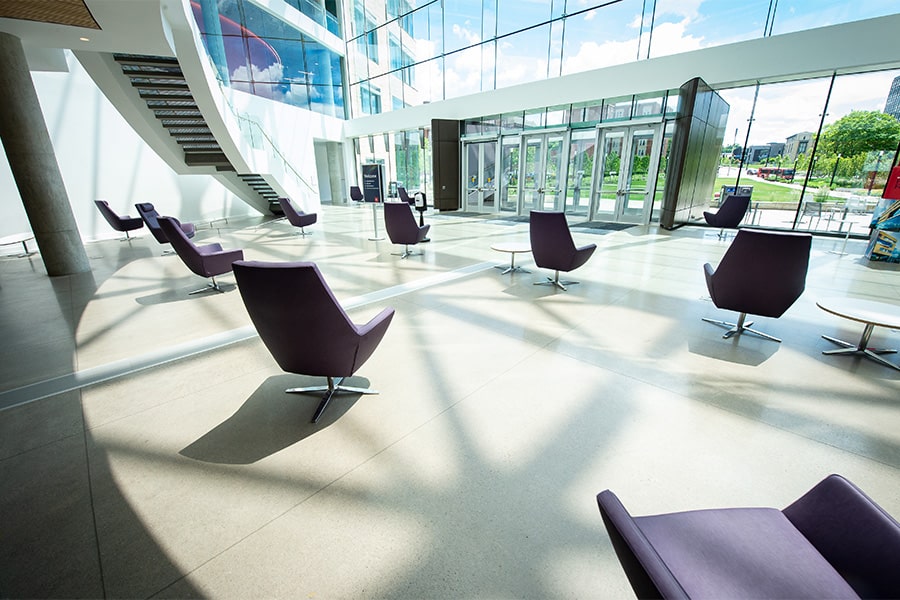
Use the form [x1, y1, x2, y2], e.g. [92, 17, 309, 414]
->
[287, 376, 379, 423]
[702, 312, 781, 342]
[393, 245, 423, 259]
[534, 271, 579, 291]
[188, 276, 227, 295]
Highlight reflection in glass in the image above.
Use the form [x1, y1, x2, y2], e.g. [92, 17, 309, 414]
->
[566, 130, 596, 216]
[604, 96, 633, 121]
[497, 0, 551, 37]
[770, 0, 898, 36]
[443, 0, 484, 54]
[649, 0, 770, 58]
[500, 137, 520, 212]
[496, 25, 551, 89]
[561, 0, 643, 76]
[595, 130, 624, 219]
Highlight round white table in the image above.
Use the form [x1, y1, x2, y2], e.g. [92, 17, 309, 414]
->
[0, 232, 35, 257]
[491, 242, 531, 275]
[816, 297, 900, 371]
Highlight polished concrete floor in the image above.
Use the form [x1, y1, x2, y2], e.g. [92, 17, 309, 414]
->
[1, 205, 899, 599]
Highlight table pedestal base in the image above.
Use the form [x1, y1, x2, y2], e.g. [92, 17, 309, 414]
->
[821, 324, 900, 370]
[492, 249, 530, 275]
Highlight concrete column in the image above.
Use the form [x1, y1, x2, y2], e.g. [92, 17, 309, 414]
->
[0, 32, 90, 276]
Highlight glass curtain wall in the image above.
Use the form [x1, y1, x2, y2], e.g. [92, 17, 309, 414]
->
[345, 0, 899, 119]
[716, 68, 900, 235]
[192, 0, 344, 117]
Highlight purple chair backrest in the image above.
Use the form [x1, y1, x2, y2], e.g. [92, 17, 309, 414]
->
[95, 200, 126, 229]
[530, 211, 577, 269]
[783, 474, 900, 598]
[350, 186, 364, 202]
[384, 202, 420, 244]
[136, 203, 168, 243]
[708, 194, 751, 227]
[158, 217, 203, 274]
[278, 197, 312, 227]
[707, 229, 811, 318]
[232, 261, 364, 377]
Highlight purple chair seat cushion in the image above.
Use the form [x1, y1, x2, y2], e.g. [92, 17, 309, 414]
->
[635, 507, 858, 599]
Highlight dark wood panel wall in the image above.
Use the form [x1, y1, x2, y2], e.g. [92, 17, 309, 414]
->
[660, 78, 729, 229]
[431, 119, 460, 210]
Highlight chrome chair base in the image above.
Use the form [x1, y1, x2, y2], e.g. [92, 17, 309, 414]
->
[188, 276, 226, 295]
[702, 312, 781, 342]
[393, 244, 423, 259]
[534, 271, 579, 291]
[287, 376, 379, 423]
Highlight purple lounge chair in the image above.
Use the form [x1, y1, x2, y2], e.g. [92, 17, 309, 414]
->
[703, 193, 751, 238]
[597, 474, 900, 599]
[278, 197, 317, 236]
[135, 202, 196, 246]
[158, 216, 243, 295]
[94, 200, 144, 240]
[233, 260, 395, 423]
[529, 211, 597, 291]
[703, 229, 811, 342]
[398, 186, 414, 205]
[350, 185, 364, 203]
[384, 201, 430, 258]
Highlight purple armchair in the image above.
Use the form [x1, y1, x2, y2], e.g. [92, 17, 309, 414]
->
[597, 474, 900, 599]
[398, 186, 414, 205]
[703, 193, 751, 238]
[350, 185, 364, 203]
[384, 201, 430, 258]
[703, 229, 811, 342]
[135, 202, 196, 246]
[233, 260, 395, 423]
[94, 200, 144, 240]
[158, 216, 243, 295]
[529, 211, 597, 290]
[278, 197, 317, 236]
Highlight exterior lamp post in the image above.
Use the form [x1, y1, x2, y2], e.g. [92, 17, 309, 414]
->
[829, 154, 841, 189]
[868, 150, 885, 195]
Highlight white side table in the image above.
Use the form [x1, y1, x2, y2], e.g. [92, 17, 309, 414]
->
[816, 297, 900, 371]
[491, 242, 531, 274]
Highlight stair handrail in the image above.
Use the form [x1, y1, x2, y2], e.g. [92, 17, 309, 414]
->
[212, 77, 317, 195]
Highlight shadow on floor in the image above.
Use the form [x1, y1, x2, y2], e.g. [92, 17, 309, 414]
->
[180, 374, 364, 464]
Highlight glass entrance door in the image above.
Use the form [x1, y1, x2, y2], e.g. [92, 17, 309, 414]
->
[520, 133, 565, 214]
[565, 130, 596, 217]
[593, 125, 663, 223]
[465, 141, 498, 212]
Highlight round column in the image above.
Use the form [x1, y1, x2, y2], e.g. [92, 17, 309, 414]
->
[0, 32, 90, 276]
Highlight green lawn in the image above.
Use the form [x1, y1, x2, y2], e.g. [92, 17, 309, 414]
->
[715, 177, 801, 203]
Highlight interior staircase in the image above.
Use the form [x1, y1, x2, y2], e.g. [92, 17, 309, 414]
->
[113, 53, 282, 213]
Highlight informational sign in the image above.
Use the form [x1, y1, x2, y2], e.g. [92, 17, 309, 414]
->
[362, 163, 384, 203]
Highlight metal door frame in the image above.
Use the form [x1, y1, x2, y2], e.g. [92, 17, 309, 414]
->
[590, 122, 664, 224]
[517, 130, 569, 215]
[463, 140, 499, 213]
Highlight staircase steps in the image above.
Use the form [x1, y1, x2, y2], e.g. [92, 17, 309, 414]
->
[112, 53, 279, 209]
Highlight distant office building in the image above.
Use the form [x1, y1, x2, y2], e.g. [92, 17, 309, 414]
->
[746, 143, 785, 162]
[785, 132, 814, 161]
[885, 76, 900, 120]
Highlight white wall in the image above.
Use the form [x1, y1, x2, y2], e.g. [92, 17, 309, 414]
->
[0, 51, 257, 242]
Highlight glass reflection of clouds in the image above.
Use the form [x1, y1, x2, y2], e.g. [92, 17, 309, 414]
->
[191, 0, 344, 117]
[346, 0, 899, 117]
